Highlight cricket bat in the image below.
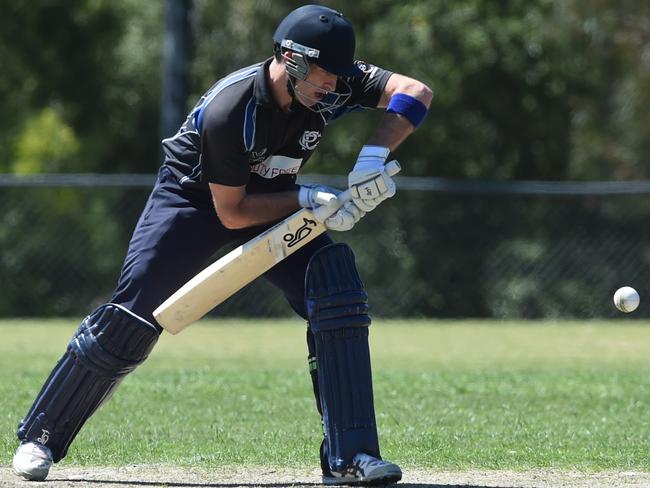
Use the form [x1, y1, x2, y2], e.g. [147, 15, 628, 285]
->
[153, 161, 400, 334]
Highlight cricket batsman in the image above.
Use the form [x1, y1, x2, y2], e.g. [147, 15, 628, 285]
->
[13, 4, 432, 485]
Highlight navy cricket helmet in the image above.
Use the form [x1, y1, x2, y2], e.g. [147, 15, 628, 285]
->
[273, 4, 362, 78]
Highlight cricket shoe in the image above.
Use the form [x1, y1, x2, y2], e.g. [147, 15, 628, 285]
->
[13, 441, 53, 481]
[323, 452, 402, 486]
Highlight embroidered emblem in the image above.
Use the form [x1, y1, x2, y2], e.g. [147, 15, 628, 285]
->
[299, 131, 321, 151]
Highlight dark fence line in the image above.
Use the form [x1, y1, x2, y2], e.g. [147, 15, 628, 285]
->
[1, 174, 649, 319]
[3, 173, 650, 195]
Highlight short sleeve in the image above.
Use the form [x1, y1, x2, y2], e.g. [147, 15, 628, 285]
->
[328, 62, 393, 121]
[344, 61, 393, 109]
[199, 99, 250, 186]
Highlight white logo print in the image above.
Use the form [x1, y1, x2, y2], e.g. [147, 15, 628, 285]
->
[355, 61, 377, 77]
[37, 429, 50, 445]
[251, 155, 303, 179]
[299, 131, 321, 151]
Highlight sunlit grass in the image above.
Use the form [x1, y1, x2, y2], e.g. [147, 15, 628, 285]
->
[1, 319, 649, 470]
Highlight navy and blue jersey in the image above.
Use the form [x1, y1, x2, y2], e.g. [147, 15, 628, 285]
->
[162, 58, 392, 196]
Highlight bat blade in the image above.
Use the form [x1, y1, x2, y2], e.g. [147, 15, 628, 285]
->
[153, 209, 325, 334]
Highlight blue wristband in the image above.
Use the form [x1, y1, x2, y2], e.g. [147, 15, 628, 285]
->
[386, 93, 428, 128]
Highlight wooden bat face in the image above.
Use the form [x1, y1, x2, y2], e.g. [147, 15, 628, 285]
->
[153, 208, 326, 334]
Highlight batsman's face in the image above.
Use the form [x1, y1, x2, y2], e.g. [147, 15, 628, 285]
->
[294, 64, 338, 107]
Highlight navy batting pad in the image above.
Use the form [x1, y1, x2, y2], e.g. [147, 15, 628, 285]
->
[306, 243, 380, 472]
[17, 304, 159, 462]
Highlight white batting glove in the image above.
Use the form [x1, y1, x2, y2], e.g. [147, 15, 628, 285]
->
[348, 145, 397, 212]
[298, 184, 340, 210]
[323, 200, 366, 232]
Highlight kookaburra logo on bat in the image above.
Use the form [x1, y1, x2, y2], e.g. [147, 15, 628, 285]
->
[283, 217, 317, 247]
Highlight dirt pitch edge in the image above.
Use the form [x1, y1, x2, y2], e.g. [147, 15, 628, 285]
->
[2, 465, 650, 487]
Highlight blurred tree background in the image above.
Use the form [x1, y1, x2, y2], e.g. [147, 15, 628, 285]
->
[1, 0, 649, 318]
[1, 0, 648, 179]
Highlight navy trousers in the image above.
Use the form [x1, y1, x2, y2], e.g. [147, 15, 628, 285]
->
[110, 166, 333, 328]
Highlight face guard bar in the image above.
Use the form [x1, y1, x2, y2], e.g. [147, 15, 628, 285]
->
[280, 41, 352, 114]
[288, 74, 352, 114]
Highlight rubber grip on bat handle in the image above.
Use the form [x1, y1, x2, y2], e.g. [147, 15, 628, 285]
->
[312, 160, 401, 221]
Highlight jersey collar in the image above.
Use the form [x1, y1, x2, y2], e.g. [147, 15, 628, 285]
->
[254, 58, 279, 110]
[254, 57, 312, 116]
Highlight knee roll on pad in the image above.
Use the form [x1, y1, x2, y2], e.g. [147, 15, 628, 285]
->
[306, 243, 380, 472]
[17, 303, 159, 462]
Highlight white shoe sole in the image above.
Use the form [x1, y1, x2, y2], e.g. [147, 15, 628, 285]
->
[13, 464, 50, 482]
[13, 443, 52, 481]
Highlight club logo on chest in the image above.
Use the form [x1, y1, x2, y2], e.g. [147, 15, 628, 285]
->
[299, 131, 321, 151]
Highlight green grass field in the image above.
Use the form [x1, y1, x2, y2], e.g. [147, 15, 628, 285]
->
[1, 319, 649, 471]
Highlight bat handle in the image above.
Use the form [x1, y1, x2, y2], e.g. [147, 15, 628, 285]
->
[311, 189, 352, 221]
[312, 160, 401, 222]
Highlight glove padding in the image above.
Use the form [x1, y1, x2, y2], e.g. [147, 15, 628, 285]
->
[300, 184, 365, 232]
[348, 145, 397, 212]
[298, 184, 340, 209]
[323, 200, 366, 232]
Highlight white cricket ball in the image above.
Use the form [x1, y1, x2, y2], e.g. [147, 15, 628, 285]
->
[613, 286, 640, 313]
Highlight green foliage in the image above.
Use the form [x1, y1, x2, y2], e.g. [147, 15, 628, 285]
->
[2, 1, 650, 321]
[13, 108, 81, 173]
[2, 0, 648, 178]
[185, 0, 650, 179]
[560, 3, 650, 180]
[0, 0, 161, 172]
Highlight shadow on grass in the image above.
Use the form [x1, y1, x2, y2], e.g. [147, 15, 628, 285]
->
[48, 480, 526, 488]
